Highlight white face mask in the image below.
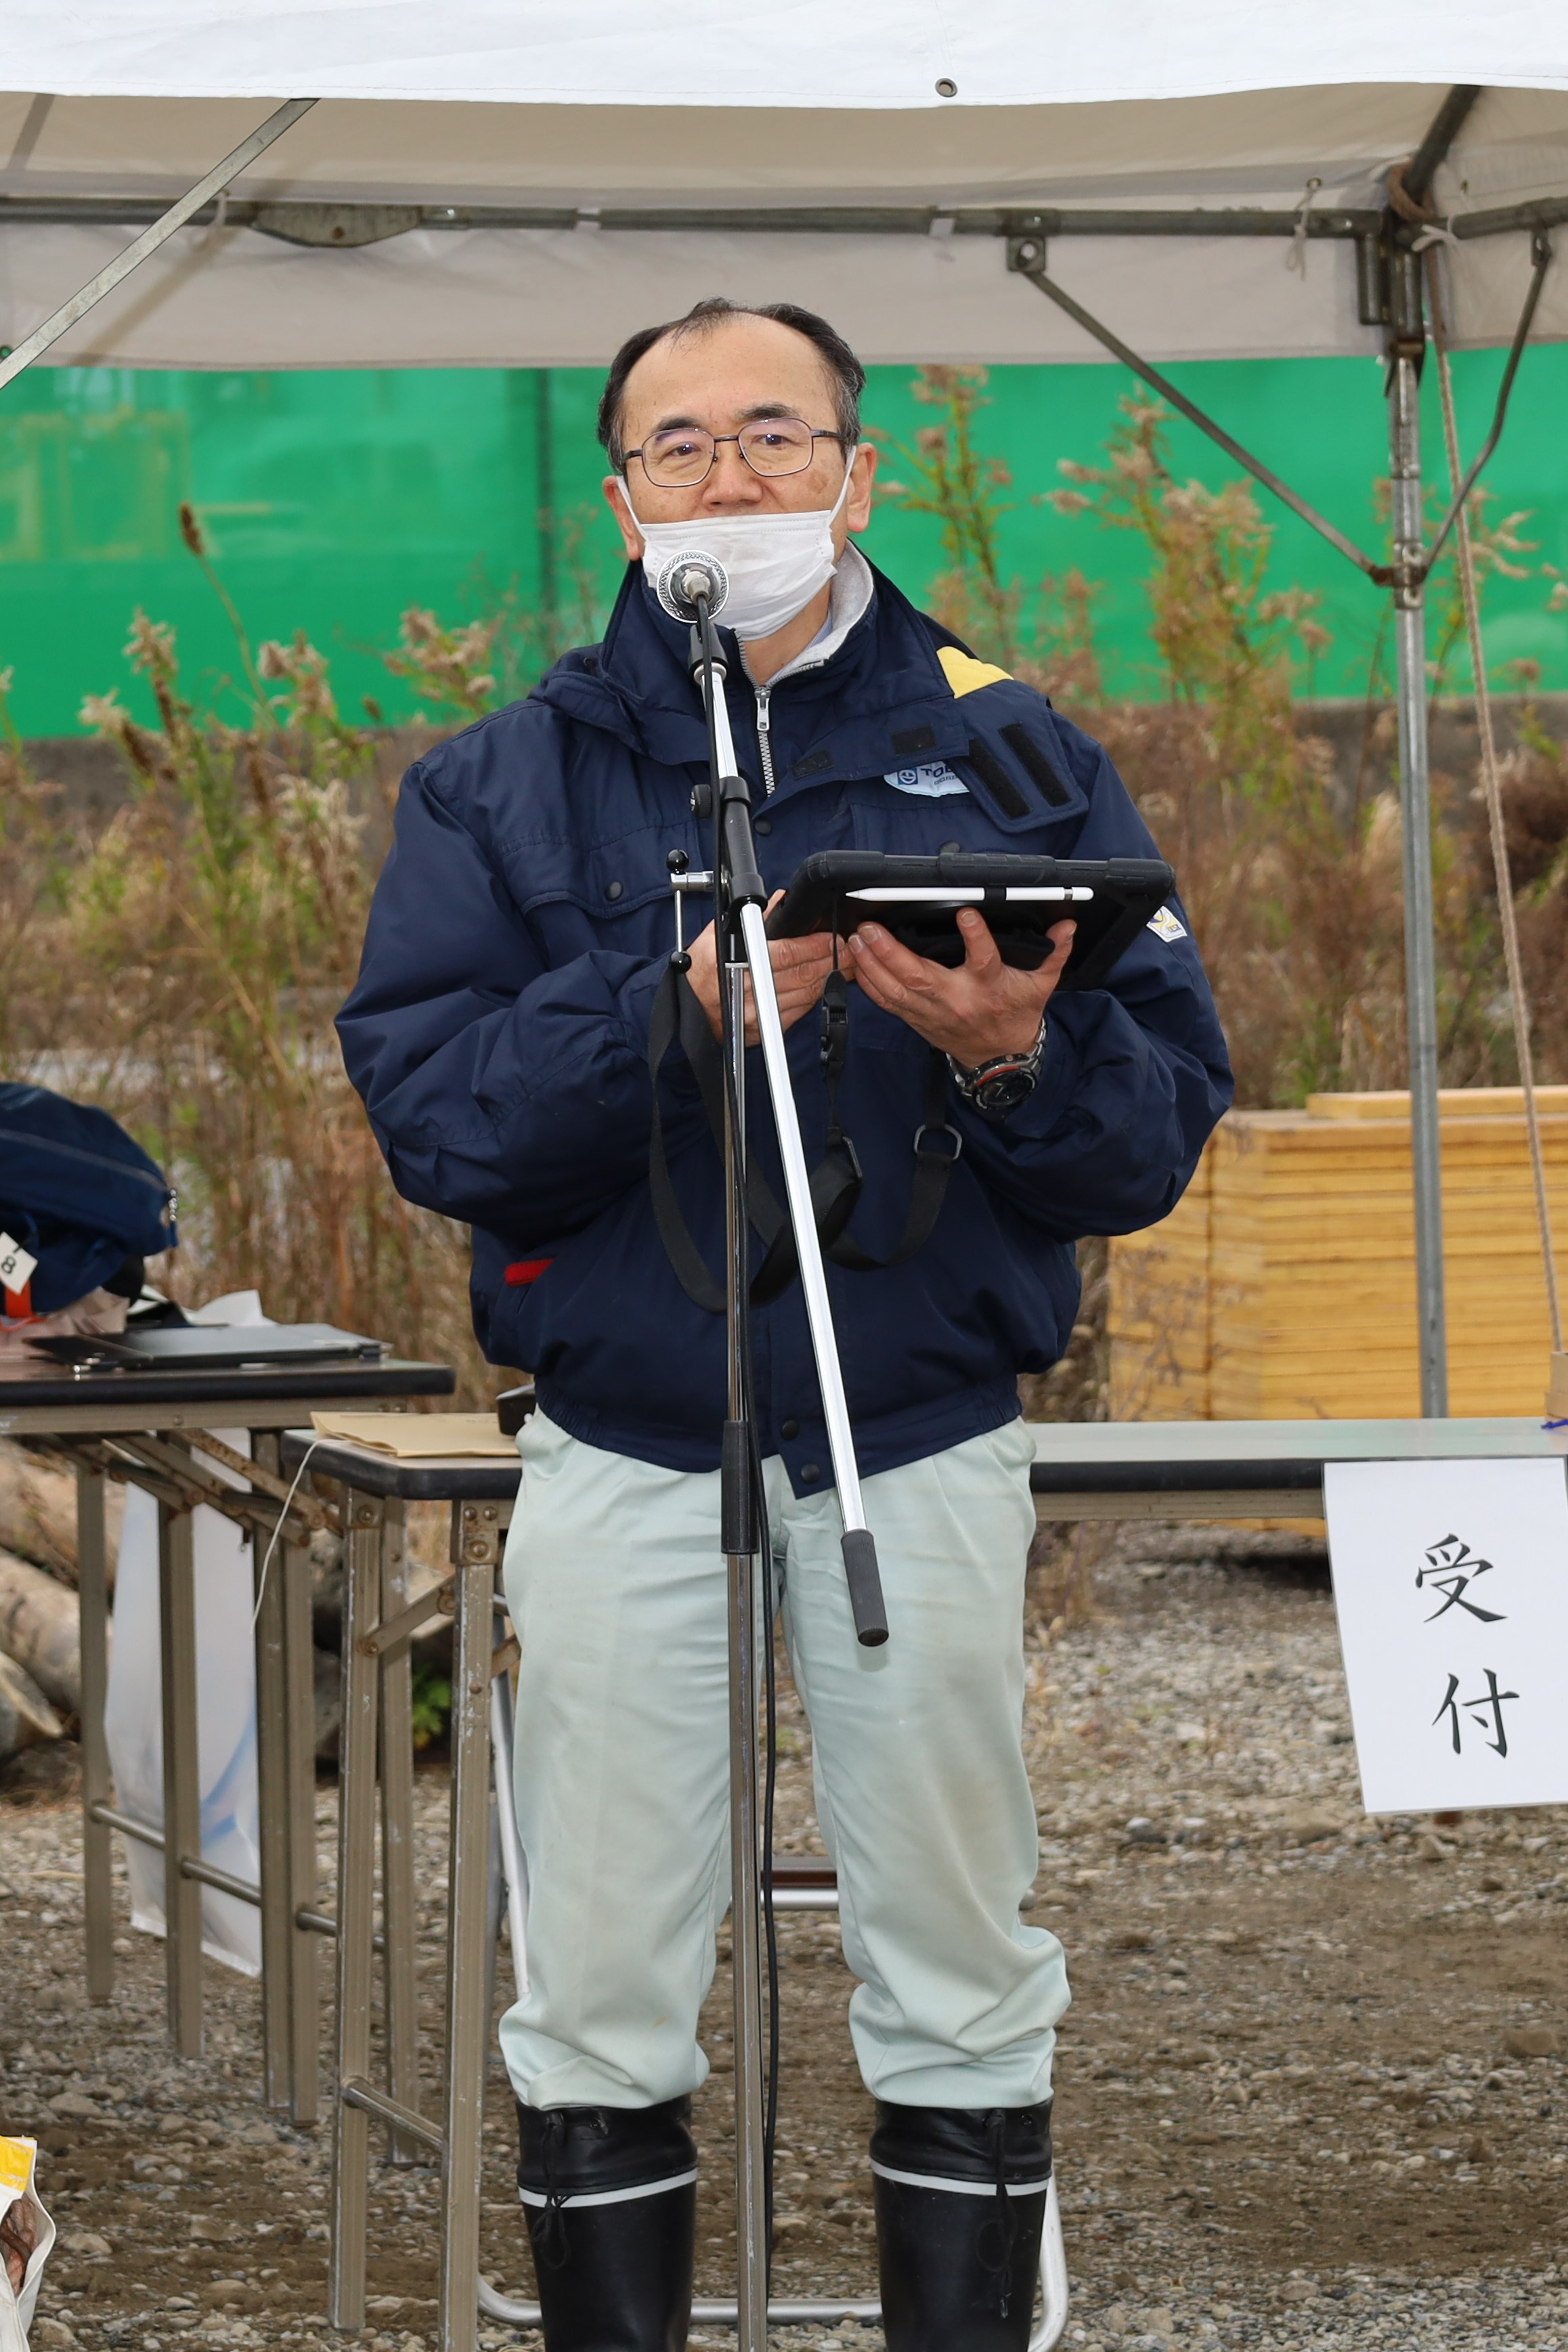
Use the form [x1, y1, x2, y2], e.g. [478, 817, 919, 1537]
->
[618, 455, 858, 641]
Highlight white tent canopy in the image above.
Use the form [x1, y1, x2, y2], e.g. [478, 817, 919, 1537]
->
[2, 7, 1567, 366]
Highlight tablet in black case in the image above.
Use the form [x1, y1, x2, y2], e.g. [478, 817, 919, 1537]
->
[765, 852, 1176, 990]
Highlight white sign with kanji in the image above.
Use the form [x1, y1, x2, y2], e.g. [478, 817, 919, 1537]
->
[1325, 1456, 1568, 1814]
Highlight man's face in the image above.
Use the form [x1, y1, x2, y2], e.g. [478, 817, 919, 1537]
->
[603, 312, 876, 560]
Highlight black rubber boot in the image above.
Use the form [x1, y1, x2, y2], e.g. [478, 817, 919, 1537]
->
[871, 2099, 1053, 2352]
[517, 2097, 697, 2352]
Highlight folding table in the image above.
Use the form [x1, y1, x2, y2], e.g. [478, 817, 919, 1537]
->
[277, 1426, 517, 2352]
[0, 1344, 452, 2116]
[1028, 1414, 1568, 1519]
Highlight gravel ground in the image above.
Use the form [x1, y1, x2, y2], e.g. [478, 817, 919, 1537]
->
[2, 1532, 1565, 2351]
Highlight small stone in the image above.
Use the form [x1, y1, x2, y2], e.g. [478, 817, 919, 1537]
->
[1280, 2280, 1317, 2301]
[1480, 1873, 1507, 1892]
[1466, 2135, 1494, 2163]
[1503, 2026, 1561, 2059]
[1110, 1929, 1154, 1951]
[1414, 1833, 1452, 1863]
[366, 2299, 404, 2317]
[1124, 1820, 1167, 1847]
[30, 2322, 78, 2347]
[1281, 1812, 1343, 1845]
[59, 2229, 111, 2257]
[200, 2281, 254, 2308]
[48, 2093, 100, 2120]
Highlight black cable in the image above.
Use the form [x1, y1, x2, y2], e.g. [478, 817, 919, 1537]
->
[718, 896, 781, 2291]
[758, 1435, 781, 2278]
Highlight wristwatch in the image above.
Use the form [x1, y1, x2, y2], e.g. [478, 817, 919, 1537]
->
[949, 1014, 1049, 1117]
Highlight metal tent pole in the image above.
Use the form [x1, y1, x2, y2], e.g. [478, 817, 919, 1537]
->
[1010, 82, 1521, 1423]
[1386, 253, 1448, 1416]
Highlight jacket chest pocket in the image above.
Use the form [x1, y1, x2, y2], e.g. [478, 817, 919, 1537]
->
[504, 823, 699, 962]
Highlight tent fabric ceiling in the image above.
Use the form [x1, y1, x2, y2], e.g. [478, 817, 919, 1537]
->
[3, 84, 1567, 209]
[1, 14, 1566, 365]
[5, 2, 1568, 108]
[0, 221, 1394, 371]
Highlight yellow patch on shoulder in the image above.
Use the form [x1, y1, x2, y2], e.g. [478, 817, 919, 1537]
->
[936, 645, 1014, 699]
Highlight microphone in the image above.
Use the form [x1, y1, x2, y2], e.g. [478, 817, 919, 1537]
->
[655, 550, 730, 623]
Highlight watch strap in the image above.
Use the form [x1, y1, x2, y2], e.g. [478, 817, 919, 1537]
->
[949, 1012, 1049, 1099]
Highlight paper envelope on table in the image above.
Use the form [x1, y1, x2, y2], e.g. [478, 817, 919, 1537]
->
[309, 1412, 519, 1459]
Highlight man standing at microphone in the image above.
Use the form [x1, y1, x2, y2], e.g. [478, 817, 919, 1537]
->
[339, 299, 1229, 2351]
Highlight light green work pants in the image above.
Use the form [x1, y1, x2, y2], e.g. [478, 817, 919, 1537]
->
[498, 1408, 1068, 2112]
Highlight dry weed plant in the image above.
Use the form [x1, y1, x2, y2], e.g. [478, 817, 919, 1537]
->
[0, 511, 500, 1395]
[888, 370, 1568, 1116]
[884, 368, 1568, 1468]
[3, 390, 1566, 1424]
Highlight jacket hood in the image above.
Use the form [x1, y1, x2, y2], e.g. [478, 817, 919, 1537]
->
[532, 553, 960, 783]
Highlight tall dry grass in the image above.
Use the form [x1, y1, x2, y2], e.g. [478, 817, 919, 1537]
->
[1, 515, 496, 1394]
[889, 372, 1568, 1113]
[886, 370, 1568, 1433]
[3, 394, 1566, 1412]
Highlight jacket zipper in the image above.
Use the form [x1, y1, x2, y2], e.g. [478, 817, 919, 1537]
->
[754, 687, 777, 798]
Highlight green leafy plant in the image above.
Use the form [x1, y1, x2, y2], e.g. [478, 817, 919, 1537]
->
[410, 1660, 453, 1751]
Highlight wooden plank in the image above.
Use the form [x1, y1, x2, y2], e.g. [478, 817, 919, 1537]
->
[1114, 1087, 1567, 1423]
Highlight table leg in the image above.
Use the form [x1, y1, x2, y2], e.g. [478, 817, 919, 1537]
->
[330, 1488, 383, 2332]
[437, 1508, 499, 2352]
[158, 1503, 203, 2057]
[378, 1498, 422, 2162]
[252, 1433, 292, 2110]
[77, 1464, 113, 2003]
[282, 1529, 320, 2127]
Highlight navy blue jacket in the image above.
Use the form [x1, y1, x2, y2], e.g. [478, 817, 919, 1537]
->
[338, 559, 1232, 1491]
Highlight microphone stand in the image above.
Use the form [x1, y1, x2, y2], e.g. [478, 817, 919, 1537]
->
[679, 571, 887, 2352]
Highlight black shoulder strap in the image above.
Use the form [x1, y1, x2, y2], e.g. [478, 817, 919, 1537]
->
[647, 960, 834, 1314]
[817, 968, 962, 1273]
[647, 959, 730, 1315]
[648, 958, 963, 1315]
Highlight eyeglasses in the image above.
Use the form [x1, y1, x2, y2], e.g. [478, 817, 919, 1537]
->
[625, 416, 844, 489]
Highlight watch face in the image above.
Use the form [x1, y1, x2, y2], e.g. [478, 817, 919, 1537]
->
[975, 1070, 1037, 1113]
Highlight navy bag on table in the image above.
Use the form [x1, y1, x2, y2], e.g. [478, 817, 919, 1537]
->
[0, 1083, 177, 1315]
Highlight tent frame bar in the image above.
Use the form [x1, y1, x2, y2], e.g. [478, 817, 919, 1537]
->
[1403, 84, 1485, 202]
[0, 195, 1380, 238]
[3, 192, 1567, 245]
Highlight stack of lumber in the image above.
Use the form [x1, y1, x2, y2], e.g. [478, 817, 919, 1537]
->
[1110, 1087, 1568, 1420]
[1104, 1148, 1213, 1421]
